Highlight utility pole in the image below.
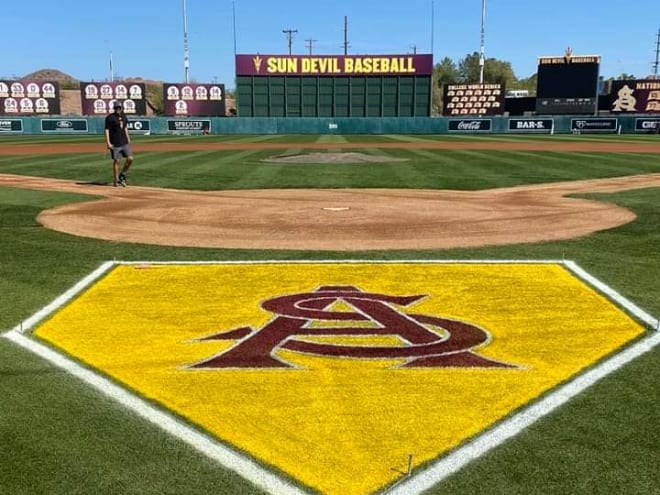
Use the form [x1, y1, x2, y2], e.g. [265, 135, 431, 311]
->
[283, 28, 298, 55]
[410, 45, 417, 55]
[479, 0, 486, 83]
[653, 28, 660, 78]
[305, 39, 317, 55]
[343, 16, 349, 55]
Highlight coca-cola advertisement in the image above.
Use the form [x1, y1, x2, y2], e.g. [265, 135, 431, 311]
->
[443, 83, 504, 116]
[162, 83, 226, 116]
[0, 80, 60, 115]
[448, 119, 492, 132]
[79, 82, 147, 115]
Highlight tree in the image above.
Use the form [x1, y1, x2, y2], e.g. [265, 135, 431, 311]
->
[432, 57, 460, 115]
[457, 52, 516, 86]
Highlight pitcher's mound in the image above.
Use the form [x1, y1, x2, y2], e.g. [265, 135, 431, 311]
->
[264, 152, 408, 164]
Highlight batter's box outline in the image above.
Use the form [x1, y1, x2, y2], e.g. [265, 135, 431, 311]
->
[3, 259, 659, 495]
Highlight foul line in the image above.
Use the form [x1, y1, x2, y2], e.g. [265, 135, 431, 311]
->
[3, 259, 659, 495]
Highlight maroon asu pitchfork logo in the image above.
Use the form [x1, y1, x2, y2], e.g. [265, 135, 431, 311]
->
[189, 286, 515, 369]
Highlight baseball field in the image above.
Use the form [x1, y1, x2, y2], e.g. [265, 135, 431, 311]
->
[1, 133, 659, 495]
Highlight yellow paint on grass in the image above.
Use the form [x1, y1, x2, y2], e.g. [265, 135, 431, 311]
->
[34, 263, 645, 495]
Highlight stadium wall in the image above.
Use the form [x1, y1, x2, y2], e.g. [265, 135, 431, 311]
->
[2, 115, 659, 135]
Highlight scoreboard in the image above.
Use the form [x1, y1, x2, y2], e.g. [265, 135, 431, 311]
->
[536, 51, 600, 114]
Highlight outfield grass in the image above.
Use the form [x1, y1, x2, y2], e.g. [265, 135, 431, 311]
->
[0, 134, 658, 495]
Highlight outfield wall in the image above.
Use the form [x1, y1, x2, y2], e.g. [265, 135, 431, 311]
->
[2, 115, 659, 135]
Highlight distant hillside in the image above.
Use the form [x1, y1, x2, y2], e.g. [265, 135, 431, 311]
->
[24, 68, 78, 82]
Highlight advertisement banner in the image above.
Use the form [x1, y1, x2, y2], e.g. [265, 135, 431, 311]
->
[80, 82, 147, 115]
[166, 119, 211, 134]
[0, 80, 60, 115]
[448, 119, 492, 132]
[236, 54, 433, 76]
[0, 119, 23, 132]
[41, 119, 88, 133]
[126, 119, 151, 134]
[610, 80, 660, 113]
[443, 83, 504, 116]
[570, 118, 617, 133]
[635, 118, 660, 133]
[508, 119, 554, 132]
[163, 83, 226, 116]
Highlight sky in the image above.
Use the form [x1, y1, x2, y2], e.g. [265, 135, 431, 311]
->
[2, 0, 658, 88]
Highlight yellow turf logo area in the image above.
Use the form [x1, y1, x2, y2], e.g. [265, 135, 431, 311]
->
[33, 262, 646, 495]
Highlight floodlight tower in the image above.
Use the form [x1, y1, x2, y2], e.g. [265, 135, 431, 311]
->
[479, 0, 486, 83]
[183, 0, 190, 83]
[653, 28, 660, 78]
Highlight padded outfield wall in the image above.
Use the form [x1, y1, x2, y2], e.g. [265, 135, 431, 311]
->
[2, 115, 659, 135]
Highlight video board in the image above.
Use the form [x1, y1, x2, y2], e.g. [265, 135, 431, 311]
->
[536, 51, 600, 114]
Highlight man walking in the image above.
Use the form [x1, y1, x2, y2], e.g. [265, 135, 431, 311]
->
[104, 102, 133, 187]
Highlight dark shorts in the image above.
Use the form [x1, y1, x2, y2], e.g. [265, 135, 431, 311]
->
[110, 144, 133, 160]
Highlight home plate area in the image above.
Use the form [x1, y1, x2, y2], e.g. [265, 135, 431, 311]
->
[30, 261, 650, 495]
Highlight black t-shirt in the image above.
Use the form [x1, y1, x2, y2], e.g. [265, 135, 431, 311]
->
[105, 112, 129, 146]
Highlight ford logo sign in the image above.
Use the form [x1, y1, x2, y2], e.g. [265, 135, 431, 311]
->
[56, 120, 73, 128]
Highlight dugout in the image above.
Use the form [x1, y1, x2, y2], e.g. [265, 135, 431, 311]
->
[235, 54, 433, 117]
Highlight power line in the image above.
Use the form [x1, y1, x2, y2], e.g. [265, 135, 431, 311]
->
[282, 28, 298, 55]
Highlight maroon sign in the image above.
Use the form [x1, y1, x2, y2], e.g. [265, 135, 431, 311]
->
[0, 80, 60, 115]
[443, 83, 505, 116]
[189, 286, 515, 369]
[610, 80, 660, 113]
[162, 83, 226, 116]
[80, 82, 147, 115]
[236, 54, 433, 77]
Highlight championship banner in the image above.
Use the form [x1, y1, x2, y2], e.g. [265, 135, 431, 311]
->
[0, 118, 23, 133]
[0, 80, 60, 115]
[162, 83, 226, 116]
[442, 83, 504, 116]
[610, 80, 660, 113]
[80, 82, 147, 115]
[33, 262, 647, 495]
[236, 54, 433, 76]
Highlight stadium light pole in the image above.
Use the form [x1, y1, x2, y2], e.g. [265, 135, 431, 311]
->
[479, 0, 486, 84]
[183, 0, 190, 83]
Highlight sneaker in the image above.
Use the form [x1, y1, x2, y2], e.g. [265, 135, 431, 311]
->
[118, 172, 128, 187]
[112, 180, 119, 187]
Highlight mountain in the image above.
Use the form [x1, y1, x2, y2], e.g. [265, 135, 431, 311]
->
[23, 69, 78, 82]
